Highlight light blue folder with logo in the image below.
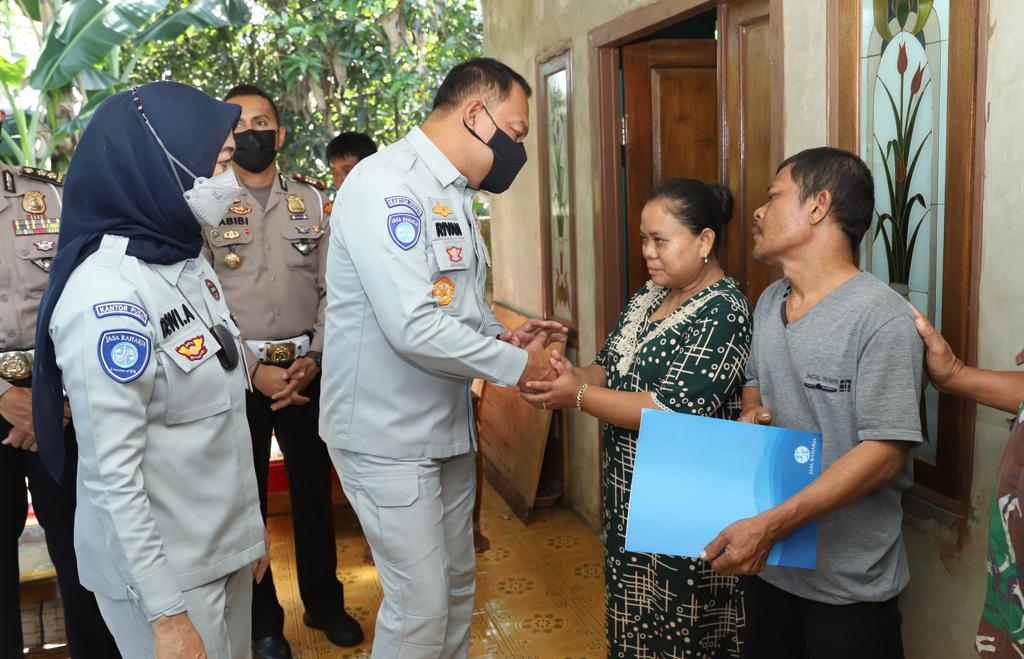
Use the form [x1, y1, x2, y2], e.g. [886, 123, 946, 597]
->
[625, 409, 821, 569]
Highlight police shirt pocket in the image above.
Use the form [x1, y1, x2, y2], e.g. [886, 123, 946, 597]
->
[13, 233, 58, 291]
[280, 224, 323, 270]
[206, 226, 255, 275]
[430, 239, 469, 273]
[158, 336, 231, 425]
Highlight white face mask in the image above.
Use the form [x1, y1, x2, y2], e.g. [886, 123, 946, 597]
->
[134, 90, 239, 229]
[183, 169, 243, 228]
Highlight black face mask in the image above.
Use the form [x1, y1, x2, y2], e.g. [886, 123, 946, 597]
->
[232, 129, 278, 173]
[464, 107, 527, 194]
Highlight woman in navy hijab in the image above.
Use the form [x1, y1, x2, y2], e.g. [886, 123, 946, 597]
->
[33, 81, 268, 659]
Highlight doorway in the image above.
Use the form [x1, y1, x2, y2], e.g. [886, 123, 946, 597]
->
[590, 0, 783, 345]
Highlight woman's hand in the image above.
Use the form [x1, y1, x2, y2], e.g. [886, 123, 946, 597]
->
[252, 527, 270, 584]
[519, 351, 581, 410]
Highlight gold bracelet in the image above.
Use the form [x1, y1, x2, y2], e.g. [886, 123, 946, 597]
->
[576, 383, 590, 411]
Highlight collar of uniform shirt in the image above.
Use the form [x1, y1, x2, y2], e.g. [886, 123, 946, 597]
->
[406, 126, 466, 190]
[152, 259, 189, 285]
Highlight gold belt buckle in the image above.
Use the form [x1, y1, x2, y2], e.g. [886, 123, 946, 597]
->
[264, 342, 296, 364]
[0, 351, 33, 381]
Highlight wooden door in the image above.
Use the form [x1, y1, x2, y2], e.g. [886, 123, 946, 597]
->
[622, 39, 718, 297]
[721, 0, 778, 303]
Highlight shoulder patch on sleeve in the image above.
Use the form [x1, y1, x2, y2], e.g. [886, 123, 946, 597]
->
[97, 330, 151, 383]
[385, 195, 423, 218]
[93, 301, 149, 326]
[388, 212, 422, 251]
[384, 195, 424, 250]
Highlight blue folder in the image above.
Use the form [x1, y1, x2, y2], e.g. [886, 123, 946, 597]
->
[625, 409, 821, 569]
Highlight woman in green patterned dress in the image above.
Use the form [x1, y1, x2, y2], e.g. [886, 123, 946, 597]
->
[522, 178, 752, 658]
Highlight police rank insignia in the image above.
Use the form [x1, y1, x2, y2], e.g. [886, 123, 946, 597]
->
[287, 194, 306, 214]
[33, 240, 55, 252]
[98, 329, 151, 383]
[3, 170, 14, 193]
[432, 201, 454, 218]
[222, 230, 241, 240]
[20, 167, 65, 186]
[13, 218, 60, 235]
[432, 277, 455, 306]
[22, 191, 46, 215]
[229, 203, 252, 216]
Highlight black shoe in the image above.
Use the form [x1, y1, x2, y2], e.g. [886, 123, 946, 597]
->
[303, 609, 364, 647]
[253, 635, 293, 659]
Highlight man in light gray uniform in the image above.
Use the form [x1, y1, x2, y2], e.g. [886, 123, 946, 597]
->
[321, 58, 563, 658]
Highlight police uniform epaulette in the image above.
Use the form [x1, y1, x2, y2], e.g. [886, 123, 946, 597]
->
[20, 166, 65, 186]
[291, 172, 327, 191]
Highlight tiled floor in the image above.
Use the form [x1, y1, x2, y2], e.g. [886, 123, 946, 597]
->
[20, 482, 607, 658]
[276, 482, 607, 658]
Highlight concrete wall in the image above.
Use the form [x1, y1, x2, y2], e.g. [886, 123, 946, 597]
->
[483, 1, 1023, 654]
[483, 0, 663, 529]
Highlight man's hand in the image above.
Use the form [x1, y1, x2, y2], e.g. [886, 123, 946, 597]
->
[253, 364, 310, 411]
[0, 387, 33, 432]
[738, 405, 773, 425]
[152, 612, 206, 659]
[909, 303, 963, 392]
[499, 319, 568, 348]
[517, 334, 555, 390]
[274, 357, 319, 398]
[63, 401, 72, 429]
[2, 427, 37, 452]
[702, 514, 779, 576]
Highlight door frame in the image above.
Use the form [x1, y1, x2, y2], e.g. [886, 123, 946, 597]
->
[588, 0, 784, 348]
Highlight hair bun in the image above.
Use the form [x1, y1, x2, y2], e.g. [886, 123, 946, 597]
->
[707, 183, 734, 225]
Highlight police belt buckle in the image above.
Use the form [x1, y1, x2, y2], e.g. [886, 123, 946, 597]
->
[0, 350, 33, 382]
[264, 342, 297, 365]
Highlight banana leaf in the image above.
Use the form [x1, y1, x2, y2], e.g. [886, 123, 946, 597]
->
[0, 56, 28, 86]
[16, 0, 41, 22]
[29, 0, 171, 92]
[137, 0, 252, 44]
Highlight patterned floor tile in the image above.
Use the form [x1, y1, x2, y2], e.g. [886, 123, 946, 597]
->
[486, 596, 596, 657]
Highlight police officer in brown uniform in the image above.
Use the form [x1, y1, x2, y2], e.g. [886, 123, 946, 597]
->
[200, 85, 361, 659]
[0, 156, 120, 657]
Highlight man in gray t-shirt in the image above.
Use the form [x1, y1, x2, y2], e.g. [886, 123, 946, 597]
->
[702, 148, 922, 659]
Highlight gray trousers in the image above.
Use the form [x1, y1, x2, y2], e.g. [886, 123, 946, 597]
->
[94, 566, 253, 659]
[330, 448, 476, 659]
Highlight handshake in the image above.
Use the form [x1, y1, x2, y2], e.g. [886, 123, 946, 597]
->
[499, 317, 581, 407]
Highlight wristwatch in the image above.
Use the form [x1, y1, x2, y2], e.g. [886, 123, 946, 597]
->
[307, 350, 322, 368]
